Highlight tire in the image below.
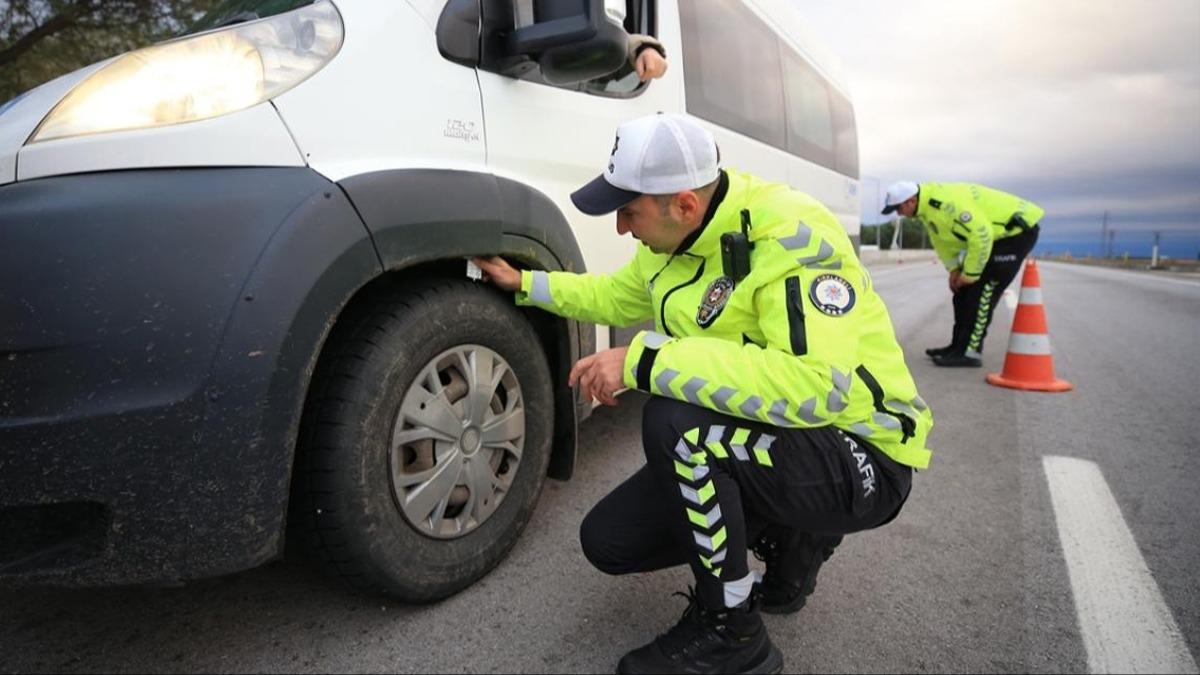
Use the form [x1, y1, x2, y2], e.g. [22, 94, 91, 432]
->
[291, 279, 554, 601]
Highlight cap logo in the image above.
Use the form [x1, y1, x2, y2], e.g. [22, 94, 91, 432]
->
[608, 134, 620, 174]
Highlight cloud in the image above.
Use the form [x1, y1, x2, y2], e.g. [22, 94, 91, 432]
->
[796, 0, 1200, 240]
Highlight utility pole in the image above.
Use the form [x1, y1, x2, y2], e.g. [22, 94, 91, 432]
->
[1100, 210, 1109, 258]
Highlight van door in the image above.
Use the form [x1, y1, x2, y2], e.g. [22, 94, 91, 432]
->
[477, 0, 681, 352]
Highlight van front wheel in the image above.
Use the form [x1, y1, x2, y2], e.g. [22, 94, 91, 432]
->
[292, 279, 554, 601]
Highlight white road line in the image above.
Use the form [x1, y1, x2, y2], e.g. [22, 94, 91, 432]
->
[1040, 262, 1200, 289]
[1043, 456, 1199, 674]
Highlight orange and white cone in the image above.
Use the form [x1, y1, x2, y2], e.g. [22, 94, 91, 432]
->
[986, 259, 1073, 392]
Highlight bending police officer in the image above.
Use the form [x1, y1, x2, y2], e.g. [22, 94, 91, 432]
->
[882, 181, 1043, 367]
[475, 114, 933, 675]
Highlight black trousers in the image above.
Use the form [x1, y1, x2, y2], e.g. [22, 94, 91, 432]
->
[951, 226, 1040, 355]
[579, 397, 912, 610]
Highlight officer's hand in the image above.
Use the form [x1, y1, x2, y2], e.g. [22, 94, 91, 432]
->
[948, 269, 962, 293]
[950, 271, 975, 293]
[635, 48, 668, 82]
[472, 256, 521, 292]
[568, 347, 629, 406]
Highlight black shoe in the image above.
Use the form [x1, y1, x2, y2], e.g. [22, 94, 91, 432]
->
[616, 588, 783, 675]
[924, 344, 955, 357]
[931, 352, 982, 368]
[751, 527, 841, 615]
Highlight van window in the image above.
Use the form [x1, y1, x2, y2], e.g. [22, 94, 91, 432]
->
[678, 1, 786, 149]
[781, 48, 836, 171]
[831, 89, 859, 178]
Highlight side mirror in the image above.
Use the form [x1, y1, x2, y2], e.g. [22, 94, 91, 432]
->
[508, 0, 629, 85]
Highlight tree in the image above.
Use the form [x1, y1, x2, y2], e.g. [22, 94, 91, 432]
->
[0, 0, 222, 103]
[860, 218, 932, 251]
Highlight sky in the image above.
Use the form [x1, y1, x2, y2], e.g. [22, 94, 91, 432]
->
[795, 0, 1200, 258]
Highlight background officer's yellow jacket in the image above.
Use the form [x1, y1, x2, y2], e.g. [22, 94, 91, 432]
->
[915, 183, 1044, 280]
[517, 170, 933, 469]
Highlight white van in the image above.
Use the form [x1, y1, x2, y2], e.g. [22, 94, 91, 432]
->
[0, 0, 859, 599]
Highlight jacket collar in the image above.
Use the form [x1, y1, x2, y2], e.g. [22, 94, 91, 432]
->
[673, 170, 736, 258]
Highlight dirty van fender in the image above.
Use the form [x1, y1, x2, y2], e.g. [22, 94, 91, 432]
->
[337, 169, 591, 480]
[196, 178, 382, 574]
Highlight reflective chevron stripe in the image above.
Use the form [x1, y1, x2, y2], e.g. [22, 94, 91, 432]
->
[728, 428, 751, 461]
[705, 425, 728, 459]
[687, 503, 723, 529]
[968, 280, 998, 352]
[679, 479, 718, 506]
[797, 397, 823, 424]
[752, 434, 775, 467]
[655, 368, 680, 397]
[674, 460, 709, 481]
[693, 526, 728, 552]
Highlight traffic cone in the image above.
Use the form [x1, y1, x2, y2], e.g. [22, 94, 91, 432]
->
[986, 259, 1073, 392]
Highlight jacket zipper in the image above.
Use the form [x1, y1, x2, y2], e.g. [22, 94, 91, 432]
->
[659, 254, 706, 338]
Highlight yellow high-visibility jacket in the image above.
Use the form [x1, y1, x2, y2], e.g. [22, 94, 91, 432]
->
[915, 183, 1044, 280]
[517, 170, 933, 469]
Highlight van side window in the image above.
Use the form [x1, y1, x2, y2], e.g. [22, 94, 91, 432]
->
[679, 1, 860, 180]
[678, 1, 787, 150]
[781, 49, 836, 171]
[831, 90, 859, 178]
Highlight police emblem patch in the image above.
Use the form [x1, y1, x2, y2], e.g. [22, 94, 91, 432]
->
[809, 274, 856, 316]
[697, 276, 735, 327]
[958, 211, 973, 223]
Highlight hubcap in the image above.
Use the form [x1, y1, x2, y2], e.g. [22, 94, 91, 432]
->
[460, 426, 482, 455]
[390, 345, 525, 539]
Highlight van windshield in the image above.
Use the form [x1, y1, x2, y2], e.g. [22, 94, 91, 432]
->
[189, 0, 317, 33]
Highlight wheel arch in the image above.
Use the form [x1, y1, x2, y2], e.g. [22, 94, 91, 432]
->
[327, 169, 592, 482]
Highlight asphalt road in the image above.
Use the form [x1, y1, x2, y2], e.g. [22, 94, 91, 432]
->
[2, 260, 1198, 674]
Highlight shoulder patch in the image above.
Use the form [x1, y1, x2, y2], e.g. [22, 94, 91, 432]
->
[809, 274, 856, 316]
[697, 276, 735, 327]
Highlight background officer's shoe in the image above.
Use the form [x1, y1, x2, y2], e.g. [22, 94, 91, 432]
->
[931, 352, 982, 368]
[616, 588, 783, 674]
[752, 527, 842, 615]
[924, 344, 955, 357]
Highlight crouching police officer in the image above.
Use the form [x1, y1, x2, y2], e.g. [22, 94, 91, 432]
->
[475, 113, 933, 675]
[882, 181, 1043, 367]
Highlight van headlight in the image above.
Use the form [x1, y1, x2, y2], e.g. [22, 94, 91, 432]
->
[30, 0, 343, 143]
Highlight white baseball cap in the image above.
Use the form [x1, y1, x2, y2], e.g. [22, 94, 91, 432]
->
[881, 181, 919, 214]
[571, 113, 720, 216]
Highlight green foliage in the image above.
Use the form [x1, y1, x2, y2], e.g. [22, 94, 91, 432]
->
[0, 0, 223, 103]
[860, 217, 932, 250]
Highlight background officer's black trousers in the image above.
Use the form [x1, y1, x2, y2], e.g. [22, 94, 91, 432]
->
[951, 225, 1040, 356]
[580, 397, 912, 611]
